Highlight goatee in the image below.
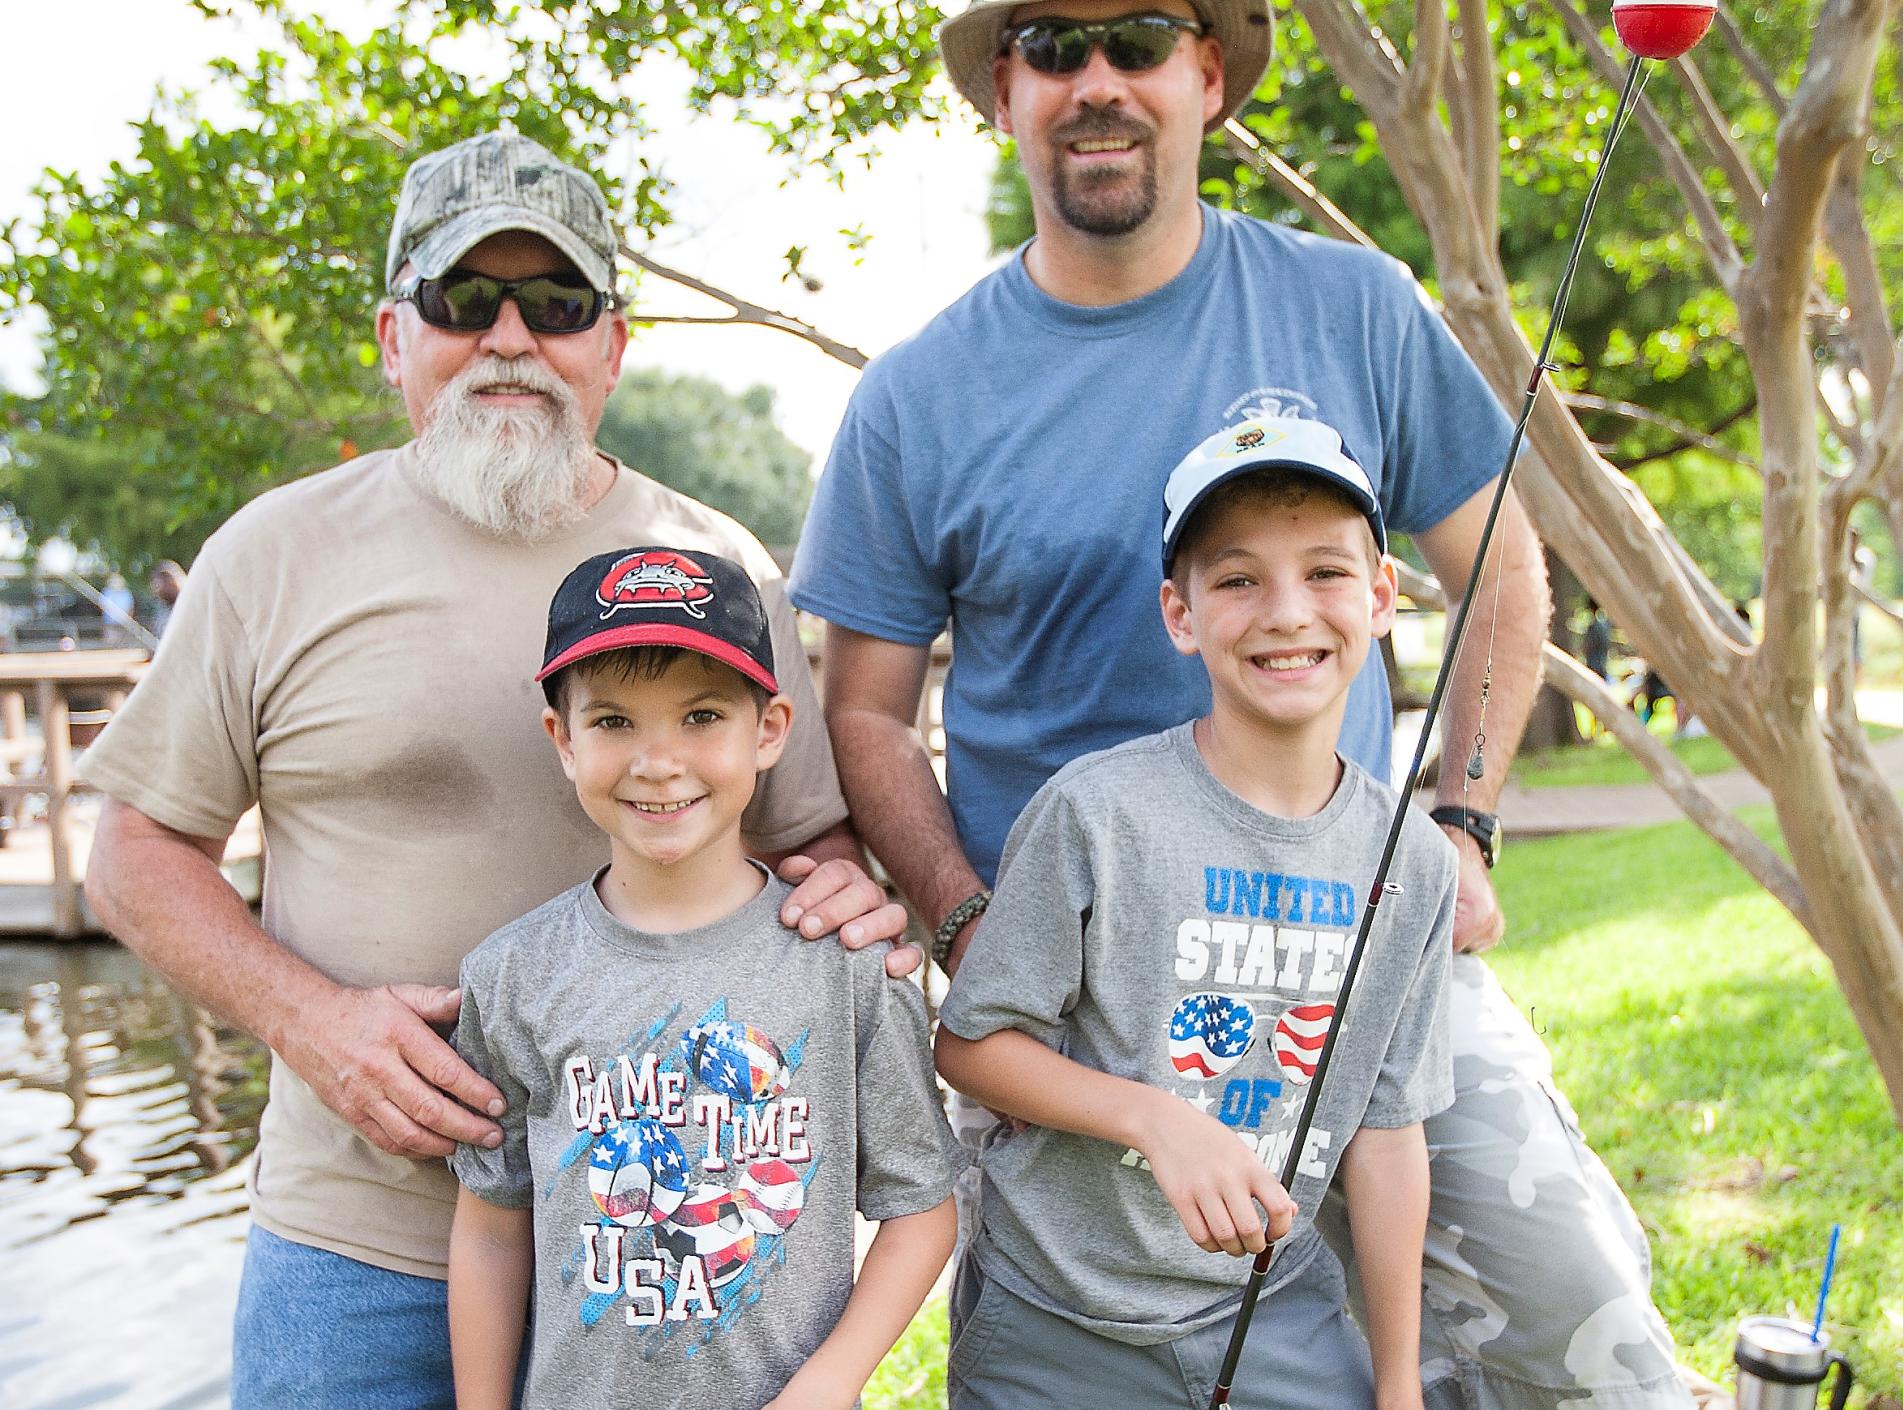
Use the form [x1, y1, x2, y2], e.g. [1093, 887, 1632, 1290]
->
[1050, 112, 1158, 238]
[412, 355, 598, 541]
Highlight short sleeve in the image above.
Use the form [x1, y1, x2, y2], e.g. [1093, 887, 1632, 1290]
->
[75, 549, 262, 840]
[788, 382, 951, 646]
[740, 574, 848, 853]
[937, 784, 1096, 1048]
[850, 959, 966, 1222]
[447, 954, 535, 1207]
[1360, 846, 1456, 1129]
[1379, 278, 1514, 538]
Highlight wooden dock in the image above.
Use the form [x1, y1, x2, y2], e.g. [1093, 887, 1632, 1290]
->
[0, 796, 261, 935]
[0, 649, 262, 939]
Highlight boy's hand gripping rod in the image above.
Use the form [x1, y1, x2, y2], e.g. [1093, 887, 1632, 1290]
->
[1205, 4, 1711, 1396]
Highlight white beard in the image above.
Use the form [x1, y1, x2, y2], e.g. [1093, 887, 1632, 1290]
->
[411, 355, 597, 542]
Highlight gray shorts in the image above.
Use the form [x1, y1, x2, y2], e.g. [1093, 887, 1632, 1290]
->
[947, 1247, 1372, 1410]
[948, 956, 1694, 1409]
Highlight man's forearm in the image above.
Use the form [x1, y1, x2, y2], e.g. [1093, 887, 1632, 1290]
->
[1425, 495, 1548, 812]
[86, 799, 337, 1052]
[827, 705, 985, 941]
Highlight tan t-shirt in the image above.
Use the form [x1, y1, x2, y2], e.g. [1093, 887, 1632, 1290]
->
[78, 446, 848, 1278]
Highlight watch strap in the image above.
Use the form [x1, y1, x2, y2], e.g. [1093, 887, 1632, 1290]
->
[1428, 805, 1500, 867]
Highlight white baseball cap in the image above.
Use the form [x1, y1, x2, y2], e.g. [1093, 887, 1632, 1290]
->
[1162, 416, 1387, 573]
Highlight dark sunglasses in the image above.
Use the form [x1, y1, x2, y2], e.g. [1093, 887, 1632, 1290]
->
[393, 271, 612, 334]
[1001, 13, 1204, 75]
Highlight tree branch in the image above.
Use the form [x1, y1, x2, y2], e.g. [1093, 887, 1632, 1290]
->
[1670, 50, 1768, 227]
[1296, 0, 1408, 114]
[1744, 0, 1887, 334]
[1452, 0, 1500, 250]
[1743, 0, 1891, 725]
[1822, 117, 1895, 403]
[1805, 449, 1903, 976]
[1296, 0, 1503, 288]
[624, 248, 868, 369]
[1403, 0, 1453, 119]
[1546, 0, 1746, 291]
[1713, 3, 1789, 117]
[1221, 121, 1377, 247]
[1825, 331, 1903, 521]
[1566, 390, 1760, 470]
[1541, 646, 1813, 929]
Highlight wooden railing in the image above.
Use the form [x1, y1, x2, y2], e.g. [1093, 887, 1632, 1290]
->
[0, 649, 148, 937]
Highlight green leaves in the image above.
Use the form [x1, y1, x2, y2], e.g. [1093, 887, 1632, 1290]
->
[594, 369, 812, 546]
[1, 0, 946, 570]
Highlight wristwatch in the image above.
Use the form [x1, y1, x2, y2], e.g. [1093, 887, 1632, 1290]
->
[931, 889, 992, 970]
[1429, 806, 1501, 869]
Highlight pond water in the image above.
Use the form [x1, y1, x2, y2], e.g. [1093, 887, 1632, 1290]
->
[0, 942, 265, 1410]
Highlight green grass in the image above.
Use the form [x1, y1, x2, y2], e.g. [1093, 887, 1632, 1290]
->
[1488, 812, 1902, 1403]
[1511, 719, 1896, 789]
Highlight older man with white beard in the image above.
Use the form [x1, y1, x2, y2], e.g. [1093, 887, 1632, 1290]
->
[79, 131, 909, 1410]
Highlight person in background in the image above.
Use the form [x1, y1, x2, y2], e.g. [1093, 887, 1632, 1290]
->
[148, 560, 187, 640]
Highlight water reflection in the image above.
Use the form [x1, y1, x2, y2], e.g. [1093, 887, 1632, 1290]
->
[0, 942, 266, 1410]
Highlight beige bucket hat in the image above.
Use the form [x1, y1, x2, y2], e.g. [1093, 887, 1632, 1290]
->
[937, 0, 1274, 133]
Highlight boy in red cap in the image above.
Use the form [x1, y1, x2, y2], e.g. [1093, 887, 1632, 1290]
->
[447, 546, 961, 1410]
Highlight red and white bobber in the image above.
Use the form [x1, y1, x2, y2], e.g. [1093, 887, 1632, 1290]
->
[1612, 0, 1716, 59]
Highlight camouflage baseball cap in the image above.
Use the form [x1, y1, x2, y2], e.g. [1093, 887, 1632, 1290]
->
[385, 131, 618, 294]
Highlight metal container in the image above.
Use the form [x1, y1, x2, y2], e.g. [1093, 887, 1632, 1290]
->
[1734, 1316, 1853, 1410]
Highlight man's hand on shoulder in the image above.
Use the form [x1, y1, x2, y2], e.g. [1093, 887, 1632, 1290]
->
[276, 982, 506, 1159]
[774, 853, 917, 977]
[1440, 826, 1505, 954]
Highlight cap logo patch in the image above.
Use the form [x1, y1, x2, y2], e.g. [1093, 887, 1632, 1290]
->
[597, 550, 715, 621]
[1221, 424, 1286, 458]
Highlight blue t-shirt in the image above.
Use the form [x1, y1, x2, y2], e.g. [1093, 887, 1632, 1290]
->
[790, 204, 1513, 884]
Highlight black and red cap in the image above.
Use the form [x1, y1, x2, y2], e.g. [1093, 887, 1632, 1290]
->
[538, 546, 779, 694]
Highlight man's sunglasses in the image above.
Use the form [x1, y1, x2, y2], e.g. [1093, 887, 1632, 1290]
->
[1001, 14, 1204, 76]
[393, 271, 612, 334]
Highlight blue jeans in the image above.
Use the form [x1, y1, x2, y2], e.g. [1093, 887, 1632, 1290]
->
[232, 1225, 455, 1410]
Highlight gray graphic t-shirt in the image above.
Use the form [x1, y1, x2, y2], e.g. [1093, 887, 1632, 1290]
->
[939, 725, 1456, 1345]
[452, 870, 964, 1409]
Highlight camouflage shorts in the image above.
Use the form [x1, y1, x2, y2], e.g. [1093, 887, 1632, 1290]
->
[1323, 956, 1693, 1410]
[952, 956, 1693, 1408]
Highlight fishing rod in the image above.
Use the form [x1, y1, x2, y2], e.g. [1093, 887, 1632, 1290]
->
[1204, 4, 1715, 1403]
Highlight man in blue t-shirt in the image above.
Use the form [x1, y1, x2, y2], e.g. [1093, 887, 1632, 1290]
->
[791, 2, 1693, 1406]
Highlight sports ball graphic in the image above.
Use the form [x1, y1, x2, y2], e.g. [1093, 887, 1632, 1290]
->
[656, 1182, 757, 1288]
[680, 1021, 791, 1105]
[588, 1118, 689, 1227]
[1167, 992, 1256, 1080]
[1272, 1003, 1335, 1084]
[737, 1158, 806, 1235]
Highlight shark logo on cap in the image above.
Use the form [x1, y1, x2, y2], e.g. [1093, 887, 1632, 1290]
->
[597, 550, 715, 621]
